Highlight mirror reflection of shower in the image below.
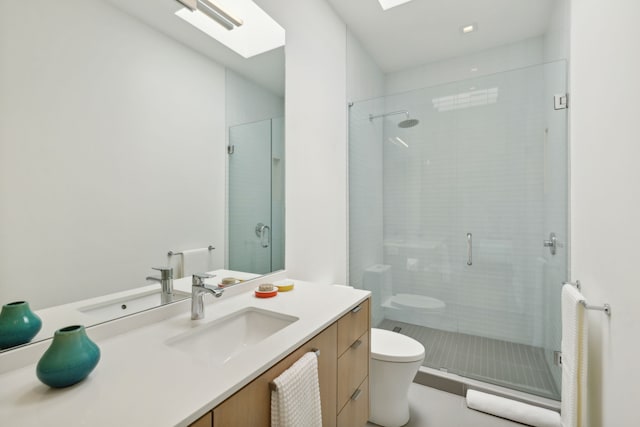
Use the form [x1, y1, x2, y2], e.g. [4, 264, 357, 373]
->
[369, 110, 420, 128]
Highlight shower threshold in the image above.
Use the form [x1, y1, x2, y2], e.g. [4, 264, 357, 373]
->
[378, 319, 561, 403]
[415, 366, 560, 412]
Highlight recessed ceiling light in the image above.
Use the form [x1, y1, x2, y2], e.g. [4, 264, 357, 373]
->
[461, 23, 477, 34]
[176, 0, 285, 59]
[378, 0, 415, 11]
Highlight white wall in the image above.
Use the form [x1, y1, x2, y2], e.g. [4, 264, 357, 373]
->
[569, 0, 640, 425]
[347, 31, 386, 104]
[0, 0, 226, 308]
[256, 0, 349, 285]
[346, 30, 386, 323]
[543, 0, 569, 63]
[385, 37, 545, 95]
[225, 70, 284, 128]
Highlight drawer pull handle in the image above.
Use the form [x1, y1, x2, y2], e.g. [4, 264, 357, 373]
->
[351, 305, 362, 314]
[351, 339, 362, 350]
[350, 388, 362, 401]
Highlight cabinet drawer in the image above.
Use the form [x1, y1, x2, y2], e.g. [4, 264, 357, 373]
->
[337, 331, 369, 411]
[337, 299, 369, 356]
[189, 411, 212, 427]
[337, 377, 369, 427]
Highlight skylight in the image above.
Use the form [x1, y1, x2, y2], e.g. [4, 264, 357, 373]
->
[176, 0, 284, 59]
[378, 0, 415, 11]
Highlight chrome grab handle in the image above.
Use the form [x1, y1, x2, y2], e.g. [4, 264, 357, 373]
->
[466, 233, 472, 266]
[255, 223, 271, 248]
[351, 388, 362, 401]
[543, 232, 558, 255]
[351, 339, 362, 350]
[351, 305, 362, 314]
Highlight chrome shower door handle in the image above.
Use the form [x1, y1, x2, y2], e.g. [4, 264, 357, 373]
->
[255, 222, 271, 248]
[543, 232, 558, 255]
[262, 225, 271, 248]
[467, 233, 472, 266]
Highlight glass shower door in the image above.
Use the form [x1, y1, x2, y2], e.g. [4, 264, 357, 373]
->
[448, 62, 568, 399]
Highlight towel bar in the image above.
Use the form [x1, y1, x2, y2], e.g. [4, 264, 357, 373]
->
[168, 245, 215, 257]
[563, 280, 612, 316]
[562, 280, 581, 290]
[269, 349, 320, 392]
[579, 300, 612, 316]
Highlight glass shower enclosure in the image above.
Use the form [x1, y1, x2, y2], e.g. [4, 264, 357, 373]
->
[349, 61, 568, 400]
[228, 117, 285, 274]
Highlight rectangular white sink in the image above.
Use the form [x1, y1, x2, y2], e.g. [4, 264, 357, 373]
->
[166, 307, 298, 365]
[79, 289, 191, 321]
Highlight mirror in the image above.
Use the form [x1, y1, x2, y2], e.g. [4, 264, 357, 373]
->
[0, 0, 285, 350]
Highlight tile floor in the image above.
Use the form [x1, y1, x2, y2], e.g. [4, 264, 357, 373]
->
[367, 383, 525, 427]
[378, 319, 560, 400]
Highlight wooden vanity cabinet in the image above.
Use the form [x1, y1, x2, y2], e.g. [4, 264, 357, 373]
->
[189, 298, 370, 427]
[213, 323, 338, 427]
[336, 300, 370, 427]
[189, 412, 212, 427]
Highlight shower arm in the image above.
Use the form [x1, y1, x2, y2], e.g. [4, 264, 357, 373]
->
[369, 110, 409, 121]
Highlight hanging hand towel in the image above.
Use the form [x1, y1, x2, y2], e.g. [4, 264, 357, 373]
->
[561, 284, 589, 427]
[271, 352, 322, 427]
[168, 253, 184, 279]
[181, 248, 214, 278]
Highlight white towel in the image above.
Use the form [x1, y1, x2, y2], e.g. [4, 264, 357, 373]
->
[168, 253, 184, 279]
[466, 390, 561, 427]
[271, 352, 322, 427]
[561, 284, 589, 427]
[180, 248, 213, 278]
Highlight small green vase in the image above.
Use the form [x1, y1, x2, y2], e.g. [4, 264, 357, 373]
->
[0, 301, 42, 350]
[36, 325, 100, 388]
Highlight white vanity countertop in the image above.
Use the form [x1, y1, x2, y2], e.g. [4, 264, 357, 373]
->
[0, 279, 370, 426]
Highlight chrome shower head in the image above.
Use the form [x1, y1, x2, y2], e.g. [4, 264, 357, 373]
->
[398, 118, 419, 128]
[369, 110, 420, 128]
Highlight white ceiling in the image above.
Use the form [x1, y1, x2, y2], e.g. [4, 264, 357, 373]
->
[326, 0, 556, 73]
[106, 0, 284, 95]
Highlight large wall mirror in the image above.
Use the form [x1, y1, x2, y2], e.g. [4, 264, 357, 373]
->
[0, 0, 285, 351]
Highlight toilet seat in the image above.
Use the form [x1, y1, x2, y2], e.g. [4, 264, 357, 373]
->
[371, 328, 425, 363]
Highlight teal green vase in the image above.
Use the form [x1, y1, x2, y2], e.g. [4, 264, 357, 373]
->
[36, 325, 100, 388]
[0, 301, 42, 350]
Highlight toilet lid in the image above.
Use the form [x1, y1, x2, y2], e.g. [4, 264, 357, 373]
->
[371, 328, 425, 363]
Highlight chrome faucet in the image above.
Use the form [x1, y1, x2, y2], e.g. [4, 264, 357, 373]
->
[191, 273, 223, 320]
[146, 267, 175, 304]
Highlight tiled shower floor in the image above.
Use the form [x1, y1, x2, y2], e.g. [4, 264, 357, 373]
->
[378, 319, 560, 400]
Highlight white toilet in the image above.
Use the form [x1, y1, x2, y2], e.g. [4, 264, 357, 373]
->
[369, 328, 425, 427]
